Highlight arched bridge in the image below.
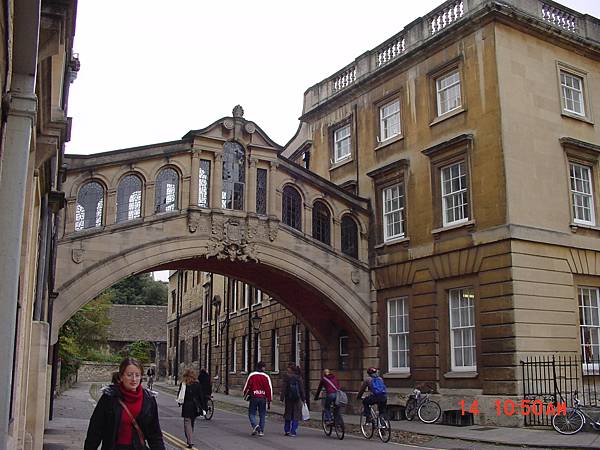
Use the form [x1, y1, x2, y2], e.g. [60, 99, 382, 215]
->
[54, 108, 373, 359]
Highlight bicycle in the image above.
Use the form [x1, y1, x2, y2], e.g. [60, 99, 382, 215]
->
[147, 376, 154, 390]
[360, 402, 391, 443]
[201, 396, 214, 421]
[552, 391, 600, 435]
[320, 397, 345, 440]
[404, 388, 441, 423]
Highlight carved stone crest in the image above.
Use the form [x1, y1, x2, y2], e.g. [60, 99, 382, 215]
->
[187, 210, 208, 233]
[207, 215, 258, 262]
[72, 248, 84, 264]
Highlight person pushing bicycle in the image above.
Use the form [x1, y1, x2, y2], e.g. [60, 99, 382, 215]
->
[357, 367, 387, 421]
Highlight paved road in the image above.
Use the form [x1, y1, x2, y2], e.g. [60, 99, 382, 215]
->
[44, 383, 542, 450]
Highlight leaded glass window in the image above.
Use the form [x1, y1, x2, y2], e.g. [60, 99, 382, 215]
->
[256, 168, 267, 215]
[282, 186, 302, 230]
[75, 181, 104, 231]
[155, 167, 179, 213]
[116, 175, 142, 222]
[222, 141, 245, 210]
[312, 201, 330, 245]
[341, 215, 358, 258]
[199, 159, 211, 208]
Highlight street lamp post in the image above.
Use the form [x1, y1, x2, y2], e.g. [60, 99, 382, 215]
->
[210, 292, 221, 378]
[251, 311, 262, 370]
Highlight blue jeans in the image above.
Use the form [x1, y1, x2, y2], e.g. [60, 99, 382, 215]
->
[284, 419, 299, 435]
[248, 397, 267, 431]
[324, 393, 337, 421]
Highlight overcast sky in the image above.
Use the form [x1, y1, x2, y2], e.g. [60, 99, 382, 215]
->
[65, 0, 600, 282]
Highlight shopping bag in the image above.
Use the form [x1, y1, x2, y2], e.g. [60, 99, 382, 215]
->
[301, 402, 310, 421]
[176, 382, 186, 405]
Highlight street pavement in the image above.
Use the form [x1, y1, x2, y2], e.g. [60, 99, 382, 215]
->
[44, 382, 600, 449]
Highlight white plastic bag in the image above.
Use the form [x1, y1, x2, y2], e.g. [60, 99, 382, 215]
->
[177, 382, 186, 405]
[302, 402, 310, 421]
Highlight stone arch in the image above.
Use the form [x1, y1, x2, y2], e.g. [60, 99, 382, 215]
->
[111, 168, 149, 187]
[52, 237, 371, 347]
[148, 159, 187, 182]
[280, 184, 304, 231]
[115, 173, 145, 222]
[311, 198, 333, 245]
[154, 165, 182, 213]
[338, 207, 368, 235]
[74, 179, 107, 230]
[68, 172, 111, 199]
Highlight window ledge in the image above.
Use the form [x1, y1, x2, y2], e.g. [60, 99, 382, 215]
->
[570, 222, 600, 232]
[375, 134, 403, 151]
[329, 157, 354, 171]
[375, 236, 410, 249]
[444, 371, 478, 379]
[239, 307, 249, 313]
[432, 219, 475, 238]
[561, 111, 594, 125]
[251, 303, 262, 310]
[384, 371, 411, 379]
[429, 107, 466, 127]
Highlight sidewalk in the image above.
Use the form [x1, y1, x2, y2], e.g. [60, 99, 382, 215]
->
[155, 381, 600, 449]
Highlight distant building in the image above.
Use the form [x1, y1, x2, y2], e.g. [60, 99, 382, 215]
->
[107, 305, 168, 376]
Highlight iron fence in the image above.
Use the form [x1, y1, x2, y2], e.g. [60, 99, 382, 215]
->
[521, 355, 600, 426]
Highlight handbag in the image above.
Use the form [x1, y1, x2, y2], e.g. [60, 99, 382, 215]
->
[301, 401, 310, 421]
[323, 377, 348, 406]
[176, 382, 186, 405]
[118, 399, 151, 450]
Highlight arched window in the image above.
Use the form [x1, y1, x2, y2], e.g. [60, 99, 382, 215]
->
[341, 215, 358, 258]
[282, 186, 302, 230]
[312, 201, 331, 245]
[75, 181, 104, 231]
[116, 174, 142, 222]
[155, 167, 179, 213]
[222, 141, 245, 210]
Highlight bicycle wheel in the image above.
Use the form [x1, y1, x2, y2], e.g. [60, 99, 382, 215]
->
[360, 413, 374, 439]
[204, 398, 214, 420]
[334, 413, 345, 440]
[321, 410, 332, 436]
[378, 417, 392, 443]
[418, 400, 441, 424]
[552, 408, 584, 435]
[405, 397, 417, 421]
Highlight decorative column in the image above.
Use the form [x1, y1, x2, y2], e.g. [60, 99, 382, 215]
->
[268, 160, 279, 217]
[211, 153, 223, 209]
[190, 149, 200, 207]
[64, 198, 77, 234]
[247, 157, 258, 213]
[144, 182, 155, 217]
[105, 189, 116, 226]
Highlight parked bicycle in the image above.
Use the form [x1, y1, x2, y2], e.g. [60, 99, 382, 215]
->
[405, 387, 441, 423]
[320, 396, 344, 440]
[201, 396, 214, 421]
[552, 391, 600, 435]
[360, 402, 391, 443]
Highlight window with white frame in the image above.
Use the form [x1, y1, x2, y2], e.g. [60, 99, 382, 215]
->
[230, 338, 237, 373]
[339, 335, 349, 357]
[449, 288, 476, 371]
[379, 99, 401, 141]
[230, 279, 238, 312]
[388, 297, 410, 372]
[383, 184, 404, 241]
[256, 333, 261, 362]
[570, 163, 595, 225]
[242, 335, 249, 372]
[579, 287, 600, 367]
[242, 284, 250, 309]
[254, 289, 262, 305]
[294, 325, 302, 366]
[560, 70, 585, 116]
[436, 70, 461, 116]
[333, 124, 351, 163]
[271, 329, 279, 372]
[441, 161, 469, 226]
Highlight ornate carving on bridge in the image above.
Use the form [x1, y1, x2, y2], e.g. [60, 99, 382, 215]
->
[187, 209, 210, 233]
[72, 248, 84, 264]
[205, 213, 279, 262]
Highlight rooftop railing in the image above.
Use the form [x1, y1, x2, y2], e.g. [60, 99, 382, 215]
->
[303, 0, 600, 115]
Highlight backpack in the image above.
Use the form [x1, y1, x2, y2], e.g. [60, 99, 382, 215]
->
[371, 376, 386, 395]
[286, 377, 301, 401]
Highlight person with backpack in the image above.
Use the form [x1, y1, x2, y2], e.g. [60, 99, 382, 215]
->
[357, 367, 387, 420]
[280, 364, 305, 437]
[242, 361, 273, 436]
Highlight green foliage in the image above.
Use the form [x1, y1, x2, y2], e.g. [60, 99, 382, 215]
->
[106, 273, 167, 305]
[59, 293, 113, 382]
[121, 340, 153, 364]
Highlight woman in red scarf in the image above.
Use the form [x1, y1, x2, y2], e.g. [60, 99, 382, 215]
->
[85, 357, 165, 450]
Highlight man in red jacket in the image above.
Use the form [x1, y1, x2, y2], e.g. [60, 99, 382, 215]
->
[243, 361, 273, 436]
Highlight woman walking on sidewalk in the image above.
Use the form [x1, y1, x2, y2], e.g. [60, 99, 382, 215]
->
[280, 364, 306, 437]
[177, 368, 203, 448]
[84, 357, 165, 450]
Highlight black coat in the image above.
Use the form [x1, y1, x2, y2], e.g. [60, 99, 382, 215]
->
[178, 381, 203, 418]
[84, 385, 165, 450]
[198, 371, 212, 397]
[280, 374, 305, 421]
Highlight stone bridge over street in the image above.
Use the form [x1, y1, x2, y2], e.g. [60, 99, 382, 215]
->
[54, 107, 375, 366]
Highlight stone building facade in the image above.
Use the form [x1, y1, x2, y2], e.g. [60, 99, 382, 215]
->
[0, 1, 78, 448]
[282, 0, 600, 425]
